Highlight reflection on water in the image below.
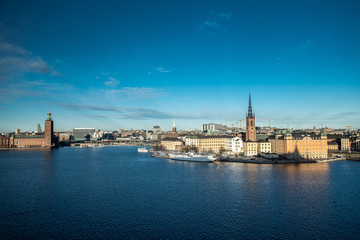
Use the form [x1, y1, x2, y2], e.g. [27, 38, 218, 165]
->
[0, 147, 359, 239]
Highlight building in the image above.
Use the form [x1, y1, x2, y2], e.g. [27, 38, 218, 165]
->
[225, 137, 243, 153]
[153, 126, 161, 134]
[341, 138, 350, 151]
[257, 141, 271, 153]
[328, 141, 339, 151]
[10, 110, 55, 148]
[268, 130, 328, 160]
[37, 124, 42, 133]
[197, 135, 230, 153]
[161, 138, 184, 151]
[202, 123, 222, 132]
[243, 141, 258, 156]
[0, 135, 11, 148]
[73, 128, 96, 141]
[246, 92, 256, 141]
[184, 135, 200, 148]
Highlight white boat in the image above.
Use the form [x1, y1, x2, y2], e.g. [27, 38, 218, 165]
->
[168, 152, 215, 162]
[138, 147, 148, 153]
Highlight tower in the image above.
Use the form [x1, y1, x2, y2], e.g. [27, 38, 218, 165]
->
[246, 92, 256, 141]
[172, 118, 177, 132]
[44, 109, 54, 147]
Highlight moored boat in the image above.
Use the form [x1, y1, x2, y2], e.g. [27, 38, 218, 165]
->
[168, 152, 215, 162]
[138, 147, 148, 153]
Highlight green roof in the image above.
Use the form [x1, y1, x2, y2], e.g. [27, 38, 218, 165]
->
[13, 135, 45, 139]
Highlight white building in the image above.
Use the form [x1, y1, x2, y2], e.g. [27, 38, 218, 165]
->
[202, 123, 223, 132]
[184, 135, 200, 147]
[225, 137, 243, 153]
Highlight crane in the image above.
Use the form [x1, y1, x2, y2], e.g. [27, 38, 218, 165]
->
[268, 118, 276, 128]
[222, 118, 228, 129]
[239, 119, 244, 129]
[235, 122, 239, 128]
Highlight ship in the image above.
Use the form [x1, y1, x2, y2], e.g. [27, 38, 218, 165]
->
[168, 152, 217, 162]
[137, 147, 149, 153]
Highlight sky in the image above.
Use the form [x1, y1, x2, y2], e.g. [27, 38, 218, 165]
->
[0, 0, 359, 132]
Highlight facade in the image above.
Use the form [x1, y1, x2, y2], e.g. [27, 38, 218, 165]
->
[10, 110, 55, 148]
[257, 141, 271, 153]
[202, 123, 222, 132]
[328, 141, 339, 151]
[0, 135, 11, 148]
[246, 93, 256, 141]
[268, 130, 328, 160]
[341, 138, 350, 151]
[197, 136, 230, 153]
[185, 135, 200, 147]
[243, 141, 258, 156]
[73, 128, 96, 141]
[225, 137, 243, 153]
[356, 139, 360, 151]
[161, 138, 184, 151]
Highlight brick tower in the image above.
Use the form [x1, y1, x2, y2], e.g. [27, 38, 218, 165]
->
[246, 92, 256, 141]
[44, 109, 54, 147]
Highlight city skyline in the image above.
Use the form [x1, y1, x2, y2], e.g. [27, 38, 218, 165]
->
[1, 0, 360, 131]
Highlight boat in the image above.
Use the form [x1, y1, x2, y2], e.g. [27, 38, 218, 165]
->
[151, 151, 169, 158]
[138, 147, 148, 153]
[168, 152, 215, 162]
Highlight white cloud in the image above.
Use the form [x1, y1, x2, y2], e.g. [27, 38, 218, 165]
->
[155, 67, 171, 73]
[104, 76, 120, 86]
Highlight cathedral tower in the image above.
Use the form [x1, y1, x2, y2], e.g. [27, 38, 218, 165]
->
[246, 93, 256, 141]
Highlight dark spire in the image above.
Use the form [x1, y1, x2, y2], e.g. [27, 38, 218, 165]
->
[247, 92, 254, 118]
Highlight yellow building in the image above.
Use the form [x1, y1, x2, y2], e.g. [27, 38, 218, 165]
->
[161, 138, 184, 151]
[327, 141, 339, 151]
[268, 130, 328, 160]
[197, 136, 230, 153]
[243, 141, 258, 156]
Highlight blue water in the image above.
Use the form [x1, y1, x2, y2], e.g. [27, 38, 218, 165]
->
[0, 146, 359, 239]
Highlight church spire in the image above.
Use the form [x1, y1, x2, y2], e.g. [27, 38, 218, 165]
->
[172, 118, 177, 132]
[247, 92, 254, 118]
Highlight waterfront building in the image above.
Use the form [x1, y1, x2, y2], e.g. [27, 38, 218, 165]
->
[356, 139, 360, 151]
[257, 141, 271, 153]
[202, 123, 222, 132]
[225, 137, 243, 153]
[268, 130, 328, 160]
[73, 128, 96, 141]
[340, 137, 350, 151]
[243, 141, 258, 156]
[184, 135, 200, 148]
[328, 141, 339, 151]
[0, 135, 11, 148]
[160, 138, 184, 151]
[10, 110, 55, 148]
[246, 92, 256, 141]
[197, 135, 230, 153]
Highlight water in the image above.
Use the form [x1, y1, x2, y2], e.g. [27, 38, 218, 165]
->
[0, 146, 359, 239]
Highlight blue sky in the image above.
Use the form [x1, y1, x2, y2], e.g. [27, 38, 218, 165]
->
[0, 0, 359, 132]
